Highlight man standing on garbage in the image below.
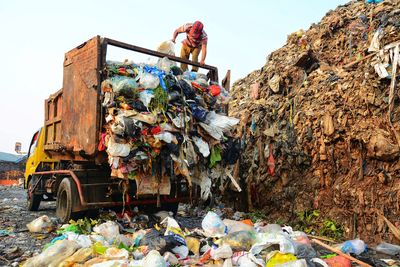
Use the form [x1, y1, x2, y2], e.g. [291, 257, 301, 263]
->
[172, 21, 208, 72]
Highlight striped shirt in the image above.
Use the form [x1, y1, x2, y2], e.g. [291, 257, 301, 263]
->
[176, 23, 208, 48]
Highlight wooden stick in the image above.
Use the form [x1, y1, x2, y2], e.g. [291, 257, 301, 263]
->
[343, 52, 376, 69]
[311, 239, 372, 267]
[307, 234, 337, 243]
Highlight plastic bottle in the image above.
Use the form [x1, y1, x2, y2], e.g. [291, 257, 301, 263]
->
[339, 239, 366, 255]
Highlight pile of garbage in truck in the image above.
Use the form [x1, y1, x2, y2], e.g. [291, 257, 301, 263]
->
[98, 55, 240, 200]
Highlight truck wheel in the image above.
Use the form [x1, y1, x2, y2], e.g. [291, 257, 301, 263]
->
[56, 178, 78, 223]
[27, 179, 41, 211]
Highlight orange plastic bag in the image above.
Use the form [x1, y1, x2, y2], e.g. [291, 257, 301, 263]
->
[324, 255, 351, 267]
[241, 219, 254, 226]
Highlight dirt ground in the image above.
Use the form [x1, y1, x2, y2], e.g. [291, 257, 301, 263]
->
[0, 185, 57, 266]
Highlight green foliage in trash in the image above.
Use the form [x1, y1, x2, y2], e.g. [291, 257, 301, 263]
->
[295, 210, 343, 240]
[149, 86, 168, 113]
[321, 219, 343, 239]
[57, 218, 98, 235]
[247, 211, 268, 222]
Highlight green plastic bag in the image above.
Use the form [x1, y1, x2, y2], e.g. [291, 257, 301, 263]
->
[209, 146, 222, 168]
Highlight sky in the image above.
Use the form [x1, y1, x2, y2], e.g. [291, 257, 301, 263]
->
[0, 0, 348, 154]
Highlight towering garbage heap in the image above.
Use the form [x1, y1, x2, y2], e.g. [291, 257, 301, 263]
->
[229, 0, 400, 243]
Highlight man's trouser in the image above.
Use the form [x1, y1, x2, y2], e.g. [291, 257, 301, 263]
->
[180, 43, 200, 72]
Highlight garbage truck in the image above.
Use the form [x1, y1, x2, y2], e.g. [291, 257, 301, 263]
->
[24, 36, 228, 222]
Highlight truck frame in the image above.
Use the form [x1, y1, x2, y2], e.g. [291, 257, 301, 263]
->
[24, 36, 226, 222]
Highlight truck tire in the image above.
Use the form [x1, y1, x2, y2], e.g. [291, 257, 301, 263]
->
[27, 179, 41, 211]
[56, 177, 78, 223]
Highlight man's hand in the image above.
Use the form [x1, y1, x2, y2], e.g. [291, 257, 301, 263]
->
[171, 39, 176, 44]
[200, 59, 205, 65]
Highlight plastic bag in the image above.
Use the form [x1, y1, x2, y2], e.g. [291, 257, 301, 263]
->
[106, 137, 130, 157]
[90, 259, 129, 267]
[337, 239, 366, 255]
[274, 259, 307, 267]
[157, 40, 175, 56]
[200, 174, 212, 200]
[375, 242, 400, 256]
[65, 232, 92, 248]
[143, 250, 167, 267]
[185, 236, 200, 256]
[206, 111, 240, 133]
[295, 244, 317, 259]
[109, 76, 138, 94]
[139, 229, 167, 253]
[157, 57, 176, 72]
[216, 231, 257, 251]
[202, 211, 227, 238]
[161, 217, 186, 246]
[26, 215, 53, 233]
[223, 219, 255, 234]
[172, 245, 189, 258]
[193, 136, 210, 157]
[58, 247, 93, 267]
[23, 240, 80, 267]
[266, 252, 297, 267]
[138, 71, 160, 89]
[323, 255, 351, 267]
[211, 244, 233, 260]
[257, 224, 282, 234]
[154, 132, 177, 144]
[250, 232, 297, 255]
[104, 247, 129, 259]
[93, 221, 120, 244]
[139, 90, 154, 108]
[163, 252, 179, 265]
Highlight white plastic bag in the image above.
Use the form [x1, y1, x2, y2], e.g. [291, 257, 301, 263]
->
[172, 245, 189, 258]
[142, 250, 167, 267]
[106, 138, 130, 157]
[202, 211, 227, 238]
[139, 90, 154, 108]
[223, 219, 255, 234]
[193, 136, 210, 157]
[157, 57, 176, 72]
[163, 252, 179, 265]
[200, 173, 212, 200]
[23, 240, 79, 267]
[274, 259, 308, 267]
[93, 221, 120, 244]
[211, 244, 233, 260]
[157, 40, 175, 56]
[104, 247, 129, 259]
[250, 232, 296, 255]
[206, 111, 240, 133]
[139, 72, 159, 89]
[154, 132, 177, 144]
[26, 215, 53, 233]
[65, 232, 92, 248]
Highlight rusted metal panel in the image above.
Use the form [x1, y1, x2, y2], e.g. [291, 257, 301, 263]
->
[60, 36, 101, 158]
[44, 89, 63, 150]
